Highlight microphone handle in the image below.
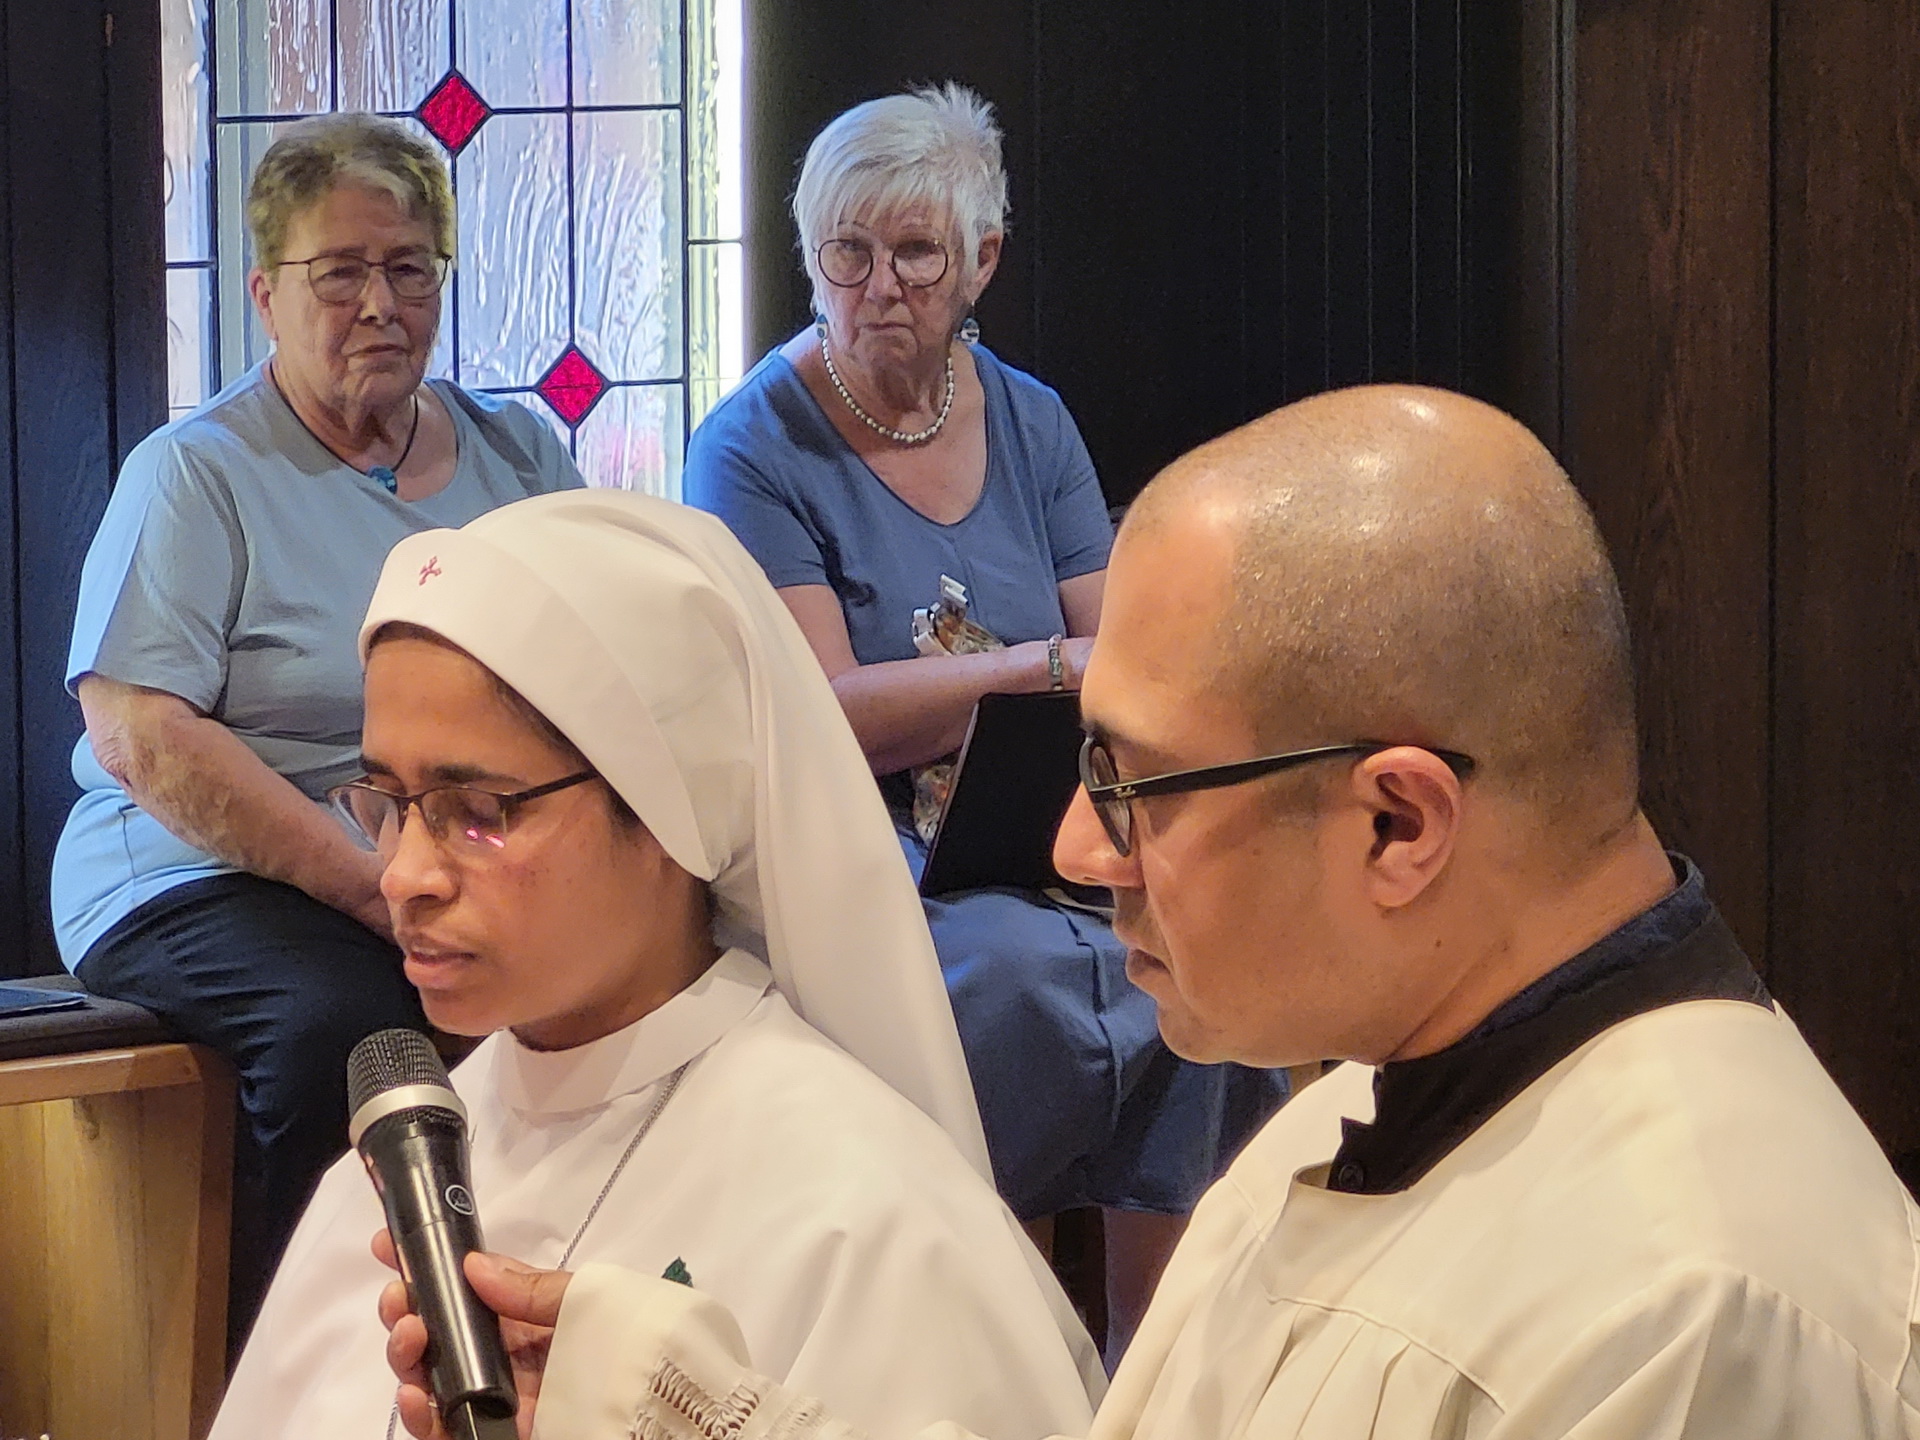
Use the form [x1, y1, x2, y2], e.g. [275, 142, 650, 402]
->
[363, 1110, 518, 1424]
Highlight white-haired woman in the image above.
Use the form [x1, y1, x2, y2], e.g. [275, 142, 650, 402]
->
[53, 112, 581, 1349]
[682, 83, 1288, 1358]
[209, 489, 1101, 1440]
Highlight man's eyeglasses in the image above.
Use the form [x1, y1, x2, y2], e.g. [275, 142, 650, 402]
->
[275, 249, 452, 305]
[327, 772, 599, 857]
[1077, 736, 1477, 856]
[815, 237, 950, 290]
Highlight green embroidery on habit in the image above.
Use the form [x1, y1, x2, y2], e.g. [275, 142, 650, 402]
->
[662, 1257, 693, 1286]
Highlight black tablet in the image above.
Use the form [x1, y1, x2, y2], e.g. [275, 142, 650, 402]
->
[0, 984, 90, 1019]
[919, 690, 1086, 896]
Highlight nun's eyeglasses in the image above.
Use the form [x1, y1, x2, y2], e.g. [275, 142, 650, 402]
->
[327, 773, 599, 856]
[1077, 737, 1476, 857]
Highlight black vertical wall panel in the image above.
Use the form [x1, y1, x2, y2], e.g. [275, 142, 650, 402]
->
[0, 0, 19, 973]
[0, 0, 164, 974]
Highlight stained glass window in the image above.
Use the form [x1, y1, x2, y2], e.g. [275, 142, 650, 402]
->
[161, 0, 745, 497]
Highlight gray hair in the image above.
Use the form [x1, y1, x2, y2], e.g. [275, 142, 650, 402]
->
[248, 112, 455, 272]
[792, 83, 1009, 286]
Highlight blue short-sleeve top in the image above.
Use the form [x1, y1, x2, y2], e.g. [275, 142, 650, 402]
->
[683, 342, 1113, 668]
[52, 363, 586, 966]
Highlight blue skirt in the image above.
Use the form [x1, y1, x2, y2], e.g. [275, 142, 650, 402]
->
[899, 820, 1290, 1218]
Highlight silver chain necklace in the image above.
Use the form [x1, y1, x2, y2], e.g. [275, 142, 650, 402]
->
[384, 1059, 695, 1439]
[820, 335, 954, 445]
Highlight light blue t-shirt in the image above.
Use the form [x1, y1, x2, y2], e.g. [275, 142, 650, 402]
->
[683, 342, 1113, 669]
[52, 363, 585, 966]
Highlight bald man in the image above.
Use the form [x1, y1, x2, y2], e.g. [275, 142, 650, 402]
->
[384, 388, 1920, 1439]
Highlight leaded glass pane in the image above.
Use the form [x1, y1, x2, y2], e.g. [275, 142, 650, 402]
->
[163, 0, 211, 262]
[217, 0, 332, 117]
[574, 110, 681, 383]
[167, 267, 214, 413]
[685, 0, 741, 241]
[687, 240, 743, 428]
[575, 385, 683, 496]
[455, 114, 570, 389]
[456, 0, 567, 109]
[574, 0, 679, 107]
[339, 0, 452, 112]
[216, 121, 281, 381]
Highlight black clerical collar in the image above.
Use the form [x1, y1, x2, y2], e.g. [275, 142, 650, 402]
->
[1327, 855, 1769, 1195]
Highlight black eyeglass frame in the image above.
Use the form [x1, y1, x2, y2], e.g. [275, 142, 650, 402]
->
[813, 237, 951, 290]
[273, 249, 453, 304]
[327, 770, 599, 853]
[1077, 737, 1477, 855]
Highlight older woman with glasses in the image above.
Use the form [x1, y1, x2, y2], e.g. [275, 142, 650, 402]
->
[683, 83, 1289, 1361]
[51, 111, 580, 1350]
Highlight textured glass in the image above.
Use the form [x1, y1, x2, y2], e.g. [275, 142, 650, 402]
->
[167, 267, 214, 413]
[574, 110, 682, 382]
[216, 122, 282, 383]
[574, 0, 679, 107]
[685, 0, 741, 240]
[687, 241, 743, 429]
[455, 115, 569, 389]
[163, 0, 211, 261]
[339, 0, 452, 112]
[217, 0, 332, 116]
[456, 0, 566, 109]
[520, 390, 575, 450]
[574, 385, 683, 497]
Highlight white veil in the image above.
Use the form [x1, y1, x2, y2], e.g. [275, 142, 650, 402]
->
[360, 489, 991, 1180]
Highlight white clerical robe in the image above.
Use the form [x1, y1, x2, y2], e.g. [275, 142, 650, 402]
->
[211, 949, 1103, 1440]
[535, 997, 1920, 1438]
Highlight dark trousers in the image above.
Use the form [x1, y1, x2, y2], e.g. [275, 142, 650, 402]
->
[76, 872, 428, 1360]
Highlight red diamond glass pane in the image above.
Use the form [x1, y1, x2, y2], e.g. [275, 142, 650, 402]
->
[416, 70, 492, 154]
[536, 346, 610, 427]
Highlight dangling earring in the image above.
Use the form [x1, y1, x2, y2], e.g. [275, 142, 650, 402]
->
[958, 312, 981, 345]
[814, 311, 829, 341]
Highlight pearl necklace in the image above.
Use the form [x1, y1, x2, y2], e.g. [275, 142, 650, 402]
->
[821, 337, 954, 445]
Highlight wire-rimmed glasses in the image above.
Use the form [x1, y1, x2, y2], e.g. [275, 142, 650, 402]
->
[327, 772, 599, 857]
[275, 249, 452, 305]
[815, 236, 951, 289]
[1077, 736, 1477, 856]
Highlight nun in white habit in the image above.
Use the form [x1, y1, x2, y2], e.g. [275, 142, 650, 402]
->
[209, 489, 1103, 1440]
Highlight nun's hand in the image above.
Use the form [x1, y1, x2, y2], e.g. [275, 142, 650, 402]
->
[372, 1228, 572, 1440]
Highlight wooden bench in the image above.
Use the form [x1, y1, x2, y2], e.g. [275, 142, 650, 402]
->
[0, 983, 234, 1440]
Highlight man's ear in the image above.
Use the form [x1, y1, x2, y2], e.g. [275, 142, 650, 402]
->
[248, 267, 279, 342]
[1350, 747, 1463, 911]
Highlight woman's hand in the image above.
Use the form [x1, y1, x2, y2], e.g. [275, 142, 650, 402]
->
[374, 1228, 572, 1440]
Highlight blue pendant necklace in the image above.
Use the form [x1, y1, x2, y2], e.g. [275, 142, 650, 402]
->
[269, 361, 420, 495]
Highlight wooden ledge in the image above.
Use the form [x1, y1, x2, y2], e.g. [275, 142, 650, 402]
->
[0, 1042, 214, 1107]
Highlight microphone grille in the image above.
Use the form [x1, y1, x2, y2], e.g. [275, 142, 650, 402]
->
[347, 1027, 452, 1117]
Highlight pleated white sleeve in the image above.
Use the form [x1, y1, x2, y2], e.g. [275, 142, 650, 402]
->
[534, 1264, 1017, 1440]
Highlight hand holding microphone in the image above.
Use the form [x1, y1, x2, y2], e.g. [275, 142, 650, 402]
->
[375, 1240, 574, 1440]
[349, 1028, 519, 1440]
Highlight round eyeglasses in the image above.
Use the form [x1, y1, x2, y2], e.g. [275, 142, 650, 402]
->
[1077, 736, 1477, 857]
[327, 772, 599, 857]
[276, 250, 451, 305]
[815, 237, 951, 290]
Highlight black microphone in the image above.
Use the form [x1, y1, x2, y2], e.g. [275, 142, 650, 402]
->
[348, 1028, 518, 1440]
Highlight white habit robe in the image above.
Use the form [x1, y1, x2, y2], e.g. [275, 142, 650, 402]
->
[210, 949, 1102, 1440]
[534, 997, 1920, 1439]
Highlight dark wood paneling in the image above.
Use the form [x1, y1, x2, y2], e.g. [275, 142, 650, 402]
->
[1771, 0, 1920, 1157]
[0, 0, 164, 974]
[0, 0, 18, 972]
[1564, 0, 1773, 963]
[1031, 0, 1252, 499]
